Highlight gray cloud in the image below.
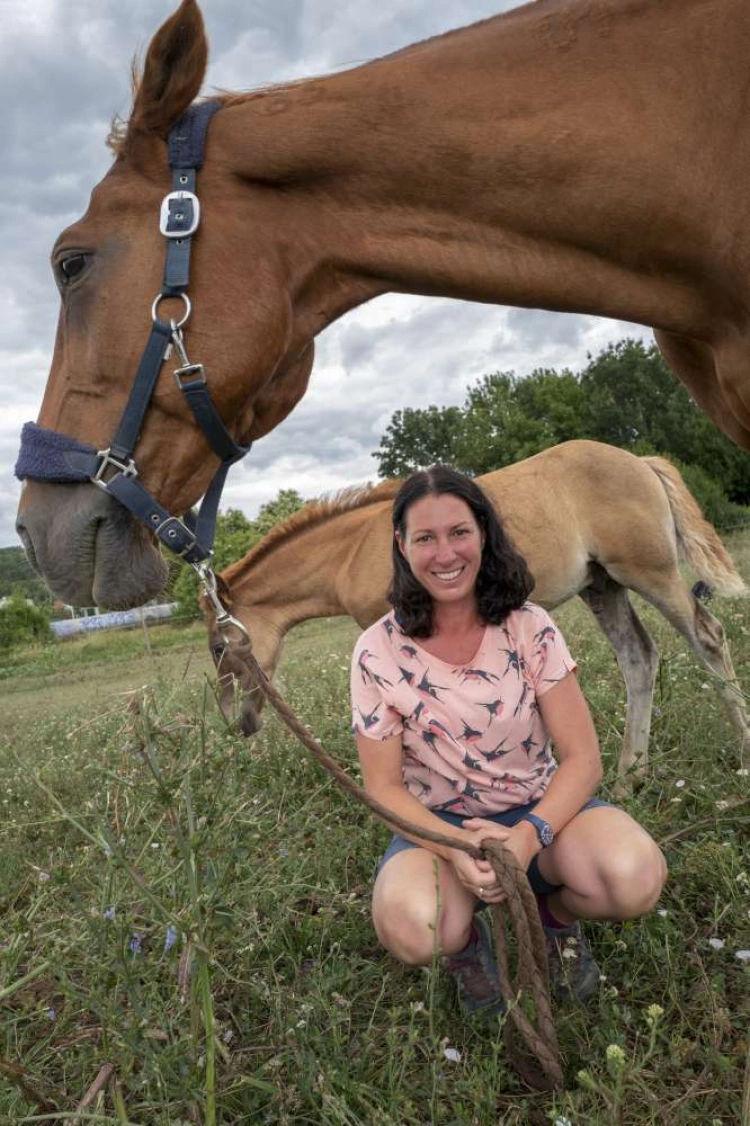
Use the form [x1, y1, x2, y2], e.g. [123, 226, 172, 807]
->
[1, 0, 652, 550]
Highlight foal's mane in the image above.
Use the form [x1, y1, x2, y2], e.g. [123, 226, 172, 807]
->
[222, 478, 400, 584]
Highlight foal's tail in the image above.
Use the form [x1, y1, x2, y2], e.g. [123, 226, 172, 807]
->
[642, 456, 747, 597]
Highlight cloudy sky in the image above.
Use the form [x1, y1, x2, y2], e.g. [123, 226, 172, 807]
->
[0, 0, 651, 548]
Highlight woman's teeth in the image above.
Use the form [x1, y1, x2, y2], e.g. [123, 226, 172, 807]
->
[434, 568, 462, 581]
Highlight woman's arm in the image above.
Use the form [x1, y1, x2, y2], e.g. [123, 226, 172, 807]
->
[463, 672, 602, 877]
[523, 670, 603, 835]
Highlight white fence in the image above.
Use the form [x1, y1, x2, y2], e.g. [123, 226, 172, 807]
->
[50, 603, 179, 639]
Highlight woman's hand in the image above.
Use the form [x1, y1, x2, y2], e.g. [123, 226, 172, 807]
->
[460, 818, 541, 900]
[446, 842, 507, 904]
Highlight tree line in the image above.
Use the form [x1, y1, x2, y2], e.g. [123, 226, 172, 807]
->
[373, 338, 750, 528]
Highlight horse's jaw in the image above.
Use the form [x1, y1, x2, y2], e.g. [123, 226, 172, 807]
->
[16, 481, 168, 609]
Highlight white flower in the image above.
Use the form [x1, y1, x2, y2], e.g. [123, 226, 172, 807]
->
[443, 1047, 461, 1063]
[735, 950, 750, 963]
[554, 1118, 573, 1126]
[656, 908, 668, 917]
[675, 779, 686, 788]
[736, 768, 749, 777]
[707, 937, 725, 950]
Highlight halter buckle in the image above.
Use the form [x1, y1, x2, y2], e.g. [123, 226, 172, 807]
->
[195, 564, 251, 645]
[92, 449, 138, 489]
[153, 516, 199, 557]
[160, 190, 200, 238]
[174, 363, 206, 388]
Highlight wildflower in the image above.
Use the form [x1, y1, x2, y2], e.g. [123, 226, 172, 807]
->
[164, 924, 178, 953]
[46, 1008, 56, 1021]
[606, 1044, 626, 1070]
[707, 937, 725, 950]
[129, 933, 143, 955]
[646, 1003, 664, 1026]
[737, 768, 749, 776]
[38, 871, 50, 882]
[656, 908, 668, 917]
[675, 779, 686, 788]
[735, 950, 750, 963]
[443, 1046, 461, 1063]
[577, 1069, 596, 1091]
[103, 906, 116, 921]
[411, 1000, 425, 1013]
[554, 1118, 573, 1126]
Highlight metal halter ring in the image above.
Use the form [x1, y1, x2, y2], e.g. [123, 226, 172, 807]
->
[151, 291, 192, 328]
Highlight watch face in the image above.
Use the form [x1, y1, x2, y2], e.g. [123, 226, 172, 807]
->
[539, 822, 554, 847]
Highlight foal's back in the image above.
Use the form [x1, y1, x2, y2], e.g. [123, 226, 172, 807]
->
[342, 441, 675, 619]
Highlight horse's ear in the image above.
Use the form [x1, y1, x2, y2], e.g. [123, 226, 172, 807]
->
[128, 0, 208, 140]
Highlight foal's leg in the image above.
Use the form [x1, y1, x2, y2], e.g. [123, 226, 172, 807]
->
[579, 577, 659, 793]
[632, 575, 750, 767]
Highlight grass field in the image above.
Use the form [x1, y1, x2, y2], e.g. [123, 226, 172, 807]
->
[1, 536, 749, 1125]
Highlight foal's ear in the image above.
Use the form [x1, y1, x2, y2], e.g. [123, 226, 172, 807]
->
[128, 0, 208, 140]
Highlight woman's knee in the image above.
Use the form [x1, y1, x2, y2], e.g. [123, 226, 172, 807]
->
[599, 839, 667, 919]
[372, 878, 472, 965]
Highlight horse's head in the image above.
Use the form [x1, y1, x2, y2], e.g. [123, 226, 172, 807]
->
[15, 0, 317, 609]
[202, 575, 285, 736]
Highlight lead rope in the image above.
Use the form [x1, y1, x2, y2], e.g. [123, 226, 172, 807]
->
[198, 576, 563, 1090]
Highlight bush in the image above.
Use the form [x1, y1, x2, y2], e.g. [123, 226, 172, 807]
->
[0, 590, 54, 650]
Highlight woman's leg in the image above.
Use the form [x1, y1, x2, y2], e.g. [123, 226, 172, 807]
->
[372, 846, 477, 965]
[535, 806, 667, 924]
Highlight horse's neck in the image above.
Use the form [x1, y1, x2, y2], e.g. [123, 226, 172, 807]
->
[224, 0, 745, 338]
[228, 513, 360, 637]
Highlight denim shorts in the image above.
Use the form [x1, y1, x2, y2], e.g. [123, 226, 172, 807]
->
[378, 796, 612, 896]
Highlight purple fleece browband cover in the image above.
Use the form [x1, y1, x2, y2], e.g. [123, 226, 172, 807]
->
[15, 422, 98, 483]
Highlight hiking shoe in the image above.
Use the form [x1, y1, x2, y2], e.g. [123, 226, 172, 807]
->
[544, 921, 600, 1003]
[442, 913, 505, 1019]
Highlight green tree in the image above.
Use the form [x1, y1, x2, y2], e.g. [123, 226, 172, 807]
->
[578, 339, 750, 505]
[373, 405, 464, 477]
[456, 368, 584, 473]
[0, 589, 53, 650]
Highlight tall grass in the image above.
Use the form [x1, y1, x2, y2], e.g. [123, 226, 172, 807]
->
[1, 538, 749, 1124]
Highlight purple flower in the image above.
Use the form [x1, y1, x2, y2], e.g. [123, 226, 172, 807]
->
[103, 906, 116, 921]
[129, 933, 143, 955]
[164, 924, 178, 953]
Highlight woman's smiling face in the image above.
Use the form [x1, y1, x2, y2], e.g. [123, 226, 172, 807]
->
[398, 492, 484, 606]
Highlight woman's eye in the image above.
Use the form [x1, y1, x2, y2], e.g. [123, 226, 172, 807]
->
[57, 253, 89, 284]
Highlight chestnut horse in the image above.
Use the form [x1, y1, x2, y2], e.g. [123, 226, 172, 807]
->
[17, 0, 750, 610]
[205, 442, 749, 790]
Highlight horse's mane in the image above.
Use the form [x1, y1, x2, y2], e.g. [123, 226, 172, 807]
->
[106, 6, 513, 156]
[221, 478, 400, 586]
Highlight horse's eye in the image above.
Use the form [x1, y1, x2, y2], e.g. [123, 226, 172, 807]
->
[57, 253, 90, 285]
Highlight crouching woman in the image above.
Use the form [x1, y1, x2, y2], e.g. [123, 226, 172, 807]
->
[350, 465, 666, 1016]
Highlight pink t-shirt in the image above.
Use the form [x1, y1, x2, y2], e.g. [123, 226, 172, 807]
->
[350, 602, 577, 816]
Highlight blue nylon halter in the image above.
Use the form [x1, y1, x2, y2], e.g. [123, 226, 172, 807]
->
[15, 100, 251, 568]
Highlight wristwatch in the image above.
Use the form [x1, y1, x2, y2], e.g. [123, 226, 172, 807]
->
[520, 812, 554, 847]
